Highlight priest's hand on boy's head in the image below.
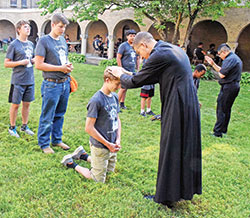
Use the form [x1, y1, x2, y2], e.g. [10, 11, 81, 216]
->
[108, 66, 123, 78]
[108, 66, 133, 78]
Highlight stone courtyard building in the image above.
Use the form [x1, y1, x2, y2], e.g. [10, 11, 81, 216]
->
[0, 0, 249, 71]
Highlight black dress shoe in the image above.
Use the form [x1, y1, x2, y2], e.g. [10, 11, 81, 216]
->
[144, 195, 174, 208]
[210, 132, 222, 138]
[213, 133, 222, 138]
[161, 200, 174, 208]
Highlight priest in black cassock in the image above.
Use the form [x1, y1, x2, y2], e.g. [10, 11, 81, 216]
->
[111, 32, 202, 207]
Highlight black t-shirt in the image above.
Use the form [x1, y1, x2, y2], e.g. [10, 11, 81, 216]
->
[195, 47, 205, 61]
[219, 52, 242, 85]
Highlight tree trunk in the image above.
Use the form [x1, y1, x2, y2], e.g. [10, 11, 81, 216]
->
[157, 27, 167, 41]
[172, 12, 183, 45]
[183, 4, 201, 48]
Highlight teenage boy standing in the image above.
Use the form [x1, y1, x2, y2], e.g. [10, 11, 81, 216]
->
[117, 29, 140, 109]
[35, 13, 73, 154]
[5, 20, 35, 138]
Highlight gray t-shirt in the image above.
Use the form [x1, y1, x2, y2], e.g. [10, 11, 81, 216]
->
[118, 41, 137, 72]
[35, 35, 69, 80]
[87, 91, 120, 149]
[6, 39, 34, 85]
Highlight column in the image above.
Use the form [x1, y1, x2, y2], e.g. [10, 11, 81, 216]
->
[226, 41, 239, 52]
[108, 34, 114, 59]
[81, 34, 88, 55]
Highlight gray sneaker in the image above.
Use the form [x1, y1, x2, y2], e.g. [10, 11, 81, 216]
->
[8, 127, 20, 138]
[71, 146, 86, 160]
[61, 154, 73, 167]
[20, 126, 34, 136]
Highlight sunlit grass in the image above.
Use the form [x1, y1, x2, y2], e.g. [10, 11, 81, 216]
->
[0, 52, 249, 218]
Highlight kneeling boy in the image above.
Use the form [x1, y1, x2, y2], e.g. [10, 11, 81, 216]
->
[61, 66, 121, 183]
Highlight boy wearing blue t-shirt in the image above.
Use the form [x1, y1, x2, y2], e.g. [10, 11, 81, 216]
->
[117, 29, 139, 109]
[35, 13, 73, 154]
[61, 67, 121, 183]
[4, 20, 35, 138]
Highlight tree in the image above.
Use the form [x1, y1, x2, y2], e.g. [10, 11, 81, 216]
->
[38, 0, 249, 46]
[38, 0, 184, 42]
[181, 0, 250, 48]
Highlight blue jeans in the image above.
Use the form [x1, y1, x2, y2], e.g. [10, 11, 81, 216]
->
[38, 79, 70, 149]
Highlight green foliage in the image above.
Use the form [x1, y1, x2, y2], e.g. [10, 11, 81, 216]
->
[0, 53, 250, 217]
[37, 0, 249, 43]
[99, 58, 117, 67]
[201, 67, 215, 80]
[240, 72, 250, 86]
[68, 53, 86, 63]
[191, 65, 215, 80]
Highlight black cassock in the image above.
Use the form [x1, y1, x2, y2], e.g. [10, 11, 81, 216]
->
[120, 41, 202, 203]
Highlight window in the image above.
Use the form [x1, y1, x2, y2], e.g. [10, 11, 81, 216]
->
[21, 0, 27, 8]
[10, 0, 17, 7]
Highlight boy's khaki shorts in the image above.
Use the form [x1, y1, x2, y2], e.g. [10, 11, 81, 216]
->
[90, 143, 117, 183]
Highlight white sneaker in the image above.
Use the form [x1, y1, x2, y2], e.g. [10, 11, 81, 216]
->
[71, 146, 85, 160]
[20, 125, 34, 136]
[61, 154, 74, 166]
[8, 127, 20, 138]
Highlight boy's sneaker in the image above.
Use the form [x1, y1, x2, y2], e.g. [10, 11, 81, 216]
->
[8, 127, 20, 138]
[139, 112, 146, 117]
[20, 125, 34, 136]
[146, 111, 156, 116]
[120, 105, 127, 110]
[71, 146, 86, 160]
[61, 154, 74, 166]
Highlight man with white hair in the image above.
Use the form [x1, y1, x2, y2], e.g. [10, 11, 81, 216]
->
[112, 32, 202, 208]
[205, 43, 242, 138]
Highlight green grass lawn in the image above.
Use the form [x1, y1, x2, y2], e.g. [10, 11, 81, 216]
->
[0, 52, 249, 218]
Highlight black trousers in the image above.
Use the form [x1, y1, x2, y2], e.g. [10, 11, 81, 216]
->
[213, 82, 240, 136]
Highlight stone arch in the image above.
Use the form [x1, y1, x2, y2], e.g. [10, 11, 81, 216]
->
[113, 19, 140, 43]
[189, 20, 228, 53]
[148, 22, 177, 42]
[85, 20, 108, 54]
[236, 23, 250, 71]
[41, 20, 51, 36]
[28, 20, 38, 44]
[65, 21, 81, 41]
[148, 25, 162, 41]
[0, 19, 16, 41]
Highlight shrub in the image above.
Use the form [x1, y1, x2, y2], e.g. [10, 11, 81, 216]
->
[201, 66, 215, 80]
[191, 65, 215, 80]
[240, 72, 250, 86]
[68, 53, 86, 63]
[99, 58, 117, 67]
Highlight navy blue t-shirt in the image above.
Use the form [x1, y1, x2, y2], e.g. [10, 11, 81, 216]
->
[219, 52, 242, 85]
[118, 41, 137, 72]
[6, 39, 34, 85]
[87, 91, 120, 149]
[35, 35, 69, 80]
